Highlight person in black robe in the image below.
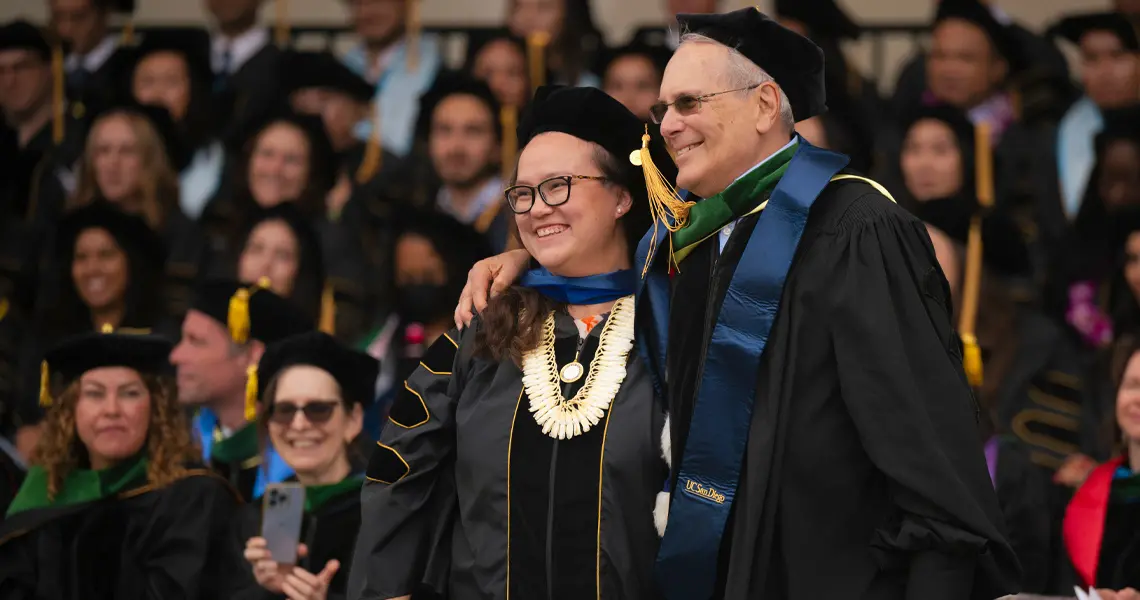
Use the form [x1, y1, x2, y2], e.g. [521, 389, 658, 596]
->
[349, 86, 670, 600]
[206, 0, 282, 152]
[51, 0, 134, 122]
[455, 9, 1020, 599]
[235, 331, 379, 600]
[171, 278, 313, 503]
[0, 329, 247, 599]
[232, 203, 326, 330]
[595, 40, 672, 123]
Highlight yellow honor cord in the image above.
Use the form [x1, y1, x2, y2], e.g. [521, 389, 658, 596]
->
[319, 282, 337, 335]
[632, 126, 691, 276]
[51, 43, 64, 144]
[405, 0, 421, 71]
[274, 0, 290, 47]
[119, 18, 135, 45]
[527, 32, 550, 92]
[957, 122, 994, 387]
[501, 105, 519, 182]
[355, 102, 383, 184]
[39, 361, 52, 407]
[245, 365, 259, 422]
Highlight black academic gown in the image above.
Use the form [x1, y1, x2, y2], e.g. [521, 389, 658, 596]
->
[217, 40, 283, 152]
[991, 435, 1054, 593]
[0, 468, 246, 600]
[659, 176, 1020, 598]
[349, 313, 668, 600]
[232, 478, 363, 600]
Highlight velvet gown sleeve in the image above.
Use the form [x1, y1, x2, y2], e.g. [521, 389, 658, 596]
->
[348, 329, 463, 600]
[826, 202, 1022, 600]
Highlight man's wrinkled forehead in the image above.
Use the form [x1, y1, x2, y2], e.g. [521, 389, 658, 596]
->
[659, 40, 733, 100]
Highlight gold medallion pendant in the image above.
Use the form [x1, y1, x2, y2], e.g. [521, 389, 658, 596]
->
[559, 361, 585, 383]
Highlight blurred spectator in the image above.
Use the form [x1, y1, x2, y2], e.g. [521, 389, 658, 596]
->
[413, 73, 509, 253]
[128, 28, 226, 221]
[235, 203, 325, 328]
[631, 0, 721, 49]
[464, 29, 531, 109]
[205, 0, 283, 151]
[597, 41, 670, 122]
[506, 0, 603, 87]
[343, 0, 442, 158]
[49, 0, 132, 118]
[237, 332, 377, 600]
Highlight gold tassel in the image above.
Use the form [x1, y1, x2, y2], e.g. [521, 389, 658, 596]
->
[631, 126, 691, 276]
[228, 288, 252, 344]
[500, 105, 518, 182]
[39, 361, 52, 407]
[319, 282, 337, 334]
[244, 365, 258, 422]
[100, 323, 114, 333]
[119, 18, 135, 45]
[275, 0, 290, 47]
[52, 42, 64, 144]
[527, 32, 549, 92]
[405, 0, 421, 72]
[355, 101, 382, 184]
[957, 122, 994, 387]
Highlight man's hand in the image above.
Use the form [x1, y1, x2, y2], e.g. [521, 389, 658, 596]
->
[454, 249, 531, 328]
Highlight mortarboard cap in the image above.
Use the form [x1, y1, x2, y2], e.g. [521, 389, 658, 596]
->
[41, 328, 172, 406]
[281, 50, 375, 104]
[0, 20, 51, 61]
[1049, 12, 1140, 52]
[189, 278, 312, 347]
[415, 70, 502, 141]
[594, 40, 673, 83]
[676, 8, 827, 121]
[129, 27, 214, 86]
[256, 331, 380, 407]
[775, 0, 862, 40]
[56, 202, 166, 270]
[903, 104, 977, 161]
[934, 0, 1021, 67]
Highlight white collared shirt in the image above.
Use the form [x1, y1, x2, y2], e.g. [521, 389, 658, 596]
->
[211, 27, 270, 75]
[718, 136, 799, 252]
[65, 35, 117, 74]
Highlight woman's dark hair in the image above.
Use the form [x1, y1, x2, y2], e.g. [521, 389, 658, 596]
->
[236, 203, 326, 326]
[256, 369, 365, 466]
[473, 143, 636, 364]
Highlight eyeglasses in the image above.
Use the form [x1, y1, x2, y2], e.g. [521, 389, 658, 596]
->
[504, 175, 608, 214]
[648, 84, 762, 124]
[268, 400, 342, 425]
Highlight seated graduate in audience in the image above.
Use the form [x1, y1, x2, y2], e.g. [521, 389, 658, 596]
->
[1063, 333, 1140, 595]
[50, 0, 134, 122]
[205, 0, 283, 152]
[0, 328, 246, 599]
[464, 29, 532, 111]
[350, 86, 670, 600]
[234, 203, 326, 330]
[68, 102, 204, 314]
[596, 41, 671, 123]
[411, 73, 510, 253]
[170, 278, 311, 503]
[237, 331, 379, 600]
[357, 208, 491, 438]
[342, 0, 441, 159]
[128, 27, 227, 222]
[506, 0, 604, 87]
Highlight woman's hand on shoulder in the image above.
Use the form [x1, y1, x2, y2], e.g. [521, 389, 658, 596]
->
[454, 249, 531, 329]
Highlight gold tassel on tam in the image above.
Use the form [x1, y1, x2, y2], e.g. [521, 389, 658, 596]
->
[631, 125, 691, 276]
[405, 0, 421, 72]
[245, 365, 259, 422]
[228, 288, 252, 345]
[527, 32, 550, 92]
[274, 0, 290, 47]
[119, 18, 135, 45]
[319, 282, 337, 335]
[51, 42, 64, 144]
[355, 102, 383, 184]
[500, 105, 518, 182]
[957, 122, 994, 388]
[39, 361, 52, 407]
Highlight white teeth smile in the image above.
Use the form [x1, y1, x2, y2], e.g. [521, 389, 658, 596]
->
[536, 225, 567, 238]
[289, 440, 319, 449]
[676, 143, 701, 157]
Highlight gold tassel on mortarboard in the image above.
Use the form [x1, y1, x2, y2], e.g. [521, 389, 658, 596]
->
[500, 105, 518, 183]
[275, 0, 290, 47]
[51, 42, 64, 144]
[228, 288, 251, 345]
[319, 282, 336, 335]
[355, 102, 383, 185]
[631, 125, 692, 277]
[119, 18, 135, 45]
[40, 361, 52, 407]
[957, 122, 995, 388]
[245, 365, 258, 422]
[405, 0, 421, 72]
[527, 32, 549, 92]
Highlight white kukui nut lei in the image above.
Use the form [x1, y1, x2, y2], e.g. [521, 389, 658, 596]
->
[522, 295, 636, 440]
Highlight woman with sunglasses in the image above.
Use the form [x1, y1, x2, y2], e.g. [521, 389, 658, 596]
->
[239, 331, 379, 600]
[348, 86, 673, 600]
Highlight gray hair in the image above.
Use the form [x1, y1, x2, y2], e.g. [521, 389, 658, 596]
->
[678, 32, 795, 131]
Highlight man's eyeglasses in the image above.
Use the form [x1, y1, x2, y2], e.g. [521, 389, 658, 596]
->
[268, 400, 342, 424]
[504, 175, 608, 214]
[648, 84, 762, 124]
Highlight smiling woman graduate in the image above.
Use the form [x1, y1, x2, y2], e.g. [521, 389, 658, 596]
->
[0, 328, 246, 600]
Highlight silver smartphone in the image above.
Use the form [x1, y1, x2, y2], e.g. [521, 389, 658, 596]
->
[261, 483, 306, 564]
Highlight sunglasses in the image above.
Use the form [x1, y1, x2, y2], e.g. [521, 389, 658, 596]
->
[648, 84, 762, 124]
[268, 400, 342, 424]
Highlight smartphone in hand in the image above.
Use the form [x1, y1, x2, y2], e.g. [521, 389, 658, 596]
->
[262, 483, 306, 564]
